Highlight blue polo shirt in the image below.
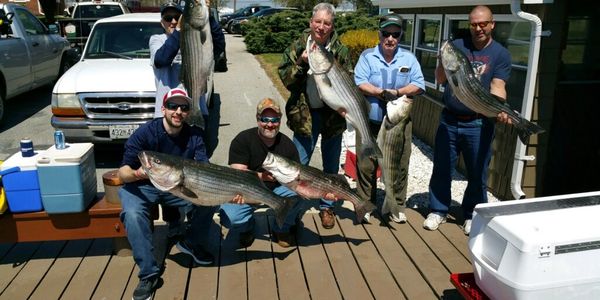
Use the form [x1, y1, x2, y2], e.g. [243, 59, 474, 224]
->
[354, 45, 425, 123]
[121, 118, 208, 170]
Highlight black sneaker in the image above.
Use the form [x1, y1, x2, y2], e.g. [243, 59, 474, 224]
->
[176, 240, 214, 265]
[132, 276, 161, 300]
[239, 230, 255, 248]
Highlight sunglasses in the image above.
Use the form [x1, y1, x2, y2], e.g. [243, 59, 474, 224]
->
[258, 116, 281, 124]
[470, 21, 493, 29]
[162, 14, 181, 22]
[165, 101, 190, 112]
[381, 31, 402, 39]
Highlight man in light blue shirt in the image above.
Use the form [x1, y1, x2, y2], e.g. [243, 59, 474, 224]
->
[354, 13, 425, 223]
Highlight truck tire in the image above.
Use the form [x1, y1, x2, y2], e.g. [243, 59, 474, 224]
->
[58, 56, 74, 78]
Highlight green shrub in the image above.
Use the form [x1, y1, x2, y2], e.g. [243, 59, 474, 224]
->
[340, 29, 379, 63]
[243, 10, 379, 54]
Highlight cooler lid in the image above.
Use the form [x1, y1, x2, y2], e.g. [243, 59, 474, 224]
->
[1, 151, 46, 171]
[483, 192, 600, 252]
[37, 143, 94, 165]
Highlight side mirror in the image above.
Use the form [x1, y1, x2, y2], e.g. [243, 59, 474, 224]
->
[48, 23, 59, 34]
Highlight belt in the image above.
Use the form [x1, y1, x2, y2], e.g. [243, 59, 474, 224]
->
[444, 109, 481, 121]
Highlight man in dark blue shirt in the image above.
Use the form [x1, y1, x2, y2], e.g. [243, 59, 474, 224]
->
[118, 88, 216, 300]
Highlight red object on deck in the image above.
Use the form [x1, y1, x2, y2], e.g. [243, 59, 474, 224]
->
[450, 273, 489, 300]
[343, 150, 381, 181]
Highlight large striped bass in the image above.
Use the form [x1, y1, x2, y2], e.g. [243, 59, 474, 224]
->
[180, 0, 214, 128]
[262, 152, 376, 223]
[440, 40, 544, 144]
[377, 96, 412, 217]
[138, 151, 295, 227]
[307, 40, 382, 160]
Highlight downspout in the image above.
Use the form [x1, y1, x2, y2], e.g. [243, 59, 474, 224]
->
[509, 0, 551, 199]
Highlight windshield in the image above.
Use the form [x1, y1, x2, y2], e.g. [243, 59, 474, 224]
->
[75, 5, 126, 18]
[84, 22, 163, 59]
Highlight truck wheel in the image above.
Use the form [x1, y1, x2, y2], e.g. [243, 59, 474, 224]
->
[58, 56, 74, 78]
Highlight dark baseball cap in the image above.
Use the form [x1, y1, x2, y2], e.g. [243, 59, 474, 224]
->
[379, 14, 403, 29]
[160, 2, 183, 15]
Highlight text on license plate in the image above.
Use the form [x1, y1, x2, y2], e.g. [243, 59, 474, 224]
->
[109, 125, 140, 139]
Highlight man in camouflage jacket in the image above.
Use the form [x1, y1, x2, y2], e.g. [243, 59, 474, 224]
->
[278, 2, 354, 230]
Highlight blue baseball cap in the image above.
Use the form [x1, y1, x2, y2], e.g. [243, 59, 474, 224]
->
[160, 2, 183, 15]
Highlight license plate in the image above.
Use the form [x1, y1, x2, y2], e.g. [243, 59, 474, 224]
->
[109, 125, 139, 139]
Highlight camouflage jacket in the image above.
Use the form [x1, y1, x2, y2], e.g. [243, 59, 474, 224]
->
[278, 29, 354, 138]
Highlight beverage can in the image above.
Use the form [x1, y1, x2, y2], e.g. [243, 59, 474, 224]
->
[20, 139, 34, 157]
[54, 130, 66, 150]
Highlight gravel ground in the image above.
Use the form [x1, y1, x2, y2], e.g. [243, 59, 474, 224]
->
[336, 129, 499, 213]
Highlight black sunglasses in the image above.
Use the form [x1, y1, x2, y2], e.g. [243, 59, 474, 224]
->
[258, 116, 281, 124]
[381, 31, 402, 39]
[165, 101, 190, 112]
[162, 14, 181, 22]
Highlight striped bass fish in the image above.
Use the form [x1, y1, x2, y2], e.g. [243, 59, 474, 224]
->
[138, 151, 295, 227]
[440, 40, 544, 144]
[262, 152, 376, 223]
[180, 0, 214, 128]
[377, 96, 412, 217]
[307, 40, 382, 160]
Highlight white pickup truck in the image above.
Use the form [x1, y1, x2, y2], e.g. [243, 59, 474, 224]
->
[51, 13, 213, 143]
[0, 3, 74, 124]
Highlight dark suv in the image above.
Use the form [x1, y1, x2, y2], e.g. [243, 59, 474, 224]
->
[219, 5, 270, 28]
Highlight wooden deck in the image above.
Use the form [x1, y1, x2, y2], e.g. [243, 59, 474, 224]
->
[0, 205, 472, 300]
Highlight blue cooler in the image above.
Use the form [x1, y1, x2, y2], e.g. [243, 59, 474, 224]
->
[0, 151, 46, 213]
[36, 143, 97, 214]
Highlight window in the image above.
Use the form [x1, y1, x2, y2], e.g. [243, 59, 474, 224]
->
[15, 8, 46, 35]
[397, 14, 414, 51]
[414, 15, 441, 86]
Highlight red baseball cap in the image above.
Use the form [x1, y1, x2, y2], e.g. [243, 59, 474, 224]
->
[163, 88, 193, 106]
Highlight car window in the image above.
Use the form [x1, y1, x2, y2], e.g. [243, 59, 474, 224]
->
[75, 5, 125, 18]
[15, 8, 46, 35]
[84, 22, 163, 59]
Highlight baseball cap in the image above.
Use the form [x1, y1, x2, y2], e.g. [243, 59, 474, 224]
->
[160, 2, 183, 15]
[379, 14, 403, 29]
[256, 98, 281, 115]
[163, 88, 192, 105]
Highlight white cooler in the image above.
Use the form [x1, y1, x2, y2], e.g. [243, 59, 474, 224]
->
[469, 191, 600, 300]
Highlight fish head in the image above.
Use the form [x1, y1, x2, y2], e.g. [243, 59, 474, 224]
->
[307, 40, 333, 75]
[261, 152, 300, 184]
[385, 95, 412, 124]
[138, 151, 184, 191]
[440, 40, 461, 73]
[183, 0, 209, 27]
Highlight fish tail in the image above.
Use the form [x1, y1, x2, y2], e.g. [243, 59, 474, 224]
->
[517, 119, 545, 145]
[354, 200, 376, 223]
[273, 197, 298, 228]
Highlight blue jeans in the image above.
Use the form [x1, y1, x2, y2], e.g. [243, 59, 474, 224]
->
[292, 110, 342, 210]
[219, 186, 303, 233]
[119, 183, 216, 279]
[428, 111, 495, 219]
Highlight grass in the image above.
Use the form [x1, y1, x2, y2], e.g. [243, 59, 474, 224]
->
[255, 53, 290, 101]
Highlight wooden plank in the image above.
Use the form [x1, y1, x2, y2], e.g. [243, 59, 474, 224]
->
[216, 221, 247, 300]
[61, 238, 114, 300]
[318, 210, 374, 300]
[444, 206, 473, 260]
[0, 242, 41, 297]
[389, 210, 454, 297]
[155, 225, 191, 300]
[268, 214, 311, 300]
[29, 239, 93, 300]
[187, 221, 221, 299]
[361, 215, 437, 300]
[246, 214, 278, 300]
[296, 213, 342, 300]
[336, 209, 404, 300]
[92, 250, 135, 299]
[405, 210, 472, 274]
[1, 241, 65, 299]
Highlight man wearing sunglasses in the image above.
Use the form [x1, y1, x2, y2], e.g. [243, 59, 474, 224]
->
[219, 98, 304, 248]
[353, 13, 425, 224]
[150, 1, 225, 158]
[425, 5, 511, 235]
[118, 88, 218, 300]
[278, 2, 353, 230]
